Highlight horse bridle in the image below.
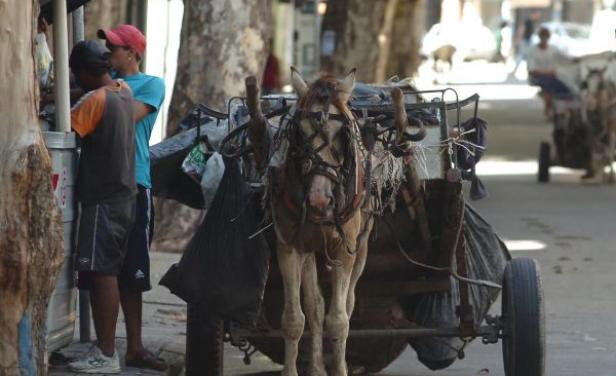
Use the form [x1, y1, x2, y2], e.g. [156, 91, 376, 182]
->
[292, 109, 356, 186]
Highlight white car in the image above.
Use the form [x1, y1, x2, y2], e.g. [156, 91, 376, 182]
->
[530, 22, 600, 58]
[421, 22, 497, 61]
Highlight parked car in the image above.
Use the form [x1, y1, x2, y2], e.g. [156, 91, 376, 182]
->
[531, 22, 602, 58]
[421, 22, 497, 62]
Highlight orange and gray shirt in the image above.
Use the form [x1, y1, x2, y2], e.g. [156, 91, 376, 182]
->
[71, 80, 136, 204]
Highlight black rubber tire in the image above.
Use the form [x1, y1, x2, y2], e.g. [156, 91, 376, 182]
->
[186, 305, 224, 376]
[538, 142, 551, 183]
[502, 258, 545, 376]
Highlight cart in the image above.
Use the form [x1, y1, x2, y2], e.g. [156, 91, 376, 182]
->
[537, 97, 596, 182]
[537, 53, 616, 183]
[163, 87, 545, 376]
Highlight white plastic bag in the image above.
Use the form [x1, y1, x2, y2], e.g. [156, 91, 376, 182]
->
[201, 152, 225, 208]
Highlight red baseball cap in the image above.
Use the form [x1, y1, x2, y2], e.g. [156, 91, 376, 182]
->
[98, 24, 146, 57]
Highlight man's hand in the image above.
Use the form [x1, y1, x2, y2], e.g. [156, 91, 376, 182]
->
[37, 16, 49, 34]
[529, 69, 555, 77]
[133, 101, 153, 123]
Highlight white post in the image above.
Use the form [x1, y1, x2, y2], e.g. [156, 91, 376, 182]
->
[53, 0, 71, 132]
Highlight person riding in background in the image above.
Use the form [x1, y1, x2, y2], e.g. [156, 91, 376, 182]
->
[98, 24, 167, 371]
[527, 27, 573, 117]
[67, 40, 136, 374]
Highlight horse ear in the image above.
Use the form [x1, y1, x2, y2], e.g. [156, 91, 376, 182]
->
[338, 68, 356, 103]
[291, 66, 309, 98]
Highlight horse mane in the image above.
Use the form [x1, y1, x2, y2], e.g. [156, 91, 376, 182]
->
[299, 74, 347, 113]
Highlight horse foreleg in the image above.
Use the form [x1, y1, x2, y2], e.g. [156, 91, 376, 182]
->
[325, 253, 354, 376]
[278, 243, 306, 376]
[302, 253, 326, 376]
[346, 217, 372, 317]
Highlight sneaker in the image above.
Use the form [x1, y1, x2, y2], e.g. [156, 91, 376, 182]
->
[68, 345, 121, 374]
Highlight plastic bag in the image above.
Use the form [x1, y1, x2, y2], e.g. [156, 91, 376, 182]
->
[159, 157, 270, 326]
[201, 152, 225, 208]
[150, 118, 228, 209]
[406, 204, 511, 370]
[182, 142, 209, 183]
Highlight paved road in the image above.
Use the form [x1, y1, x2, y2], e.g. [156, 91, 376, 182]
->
[231, 82, 616, 375]
[51, 75, 616, 375]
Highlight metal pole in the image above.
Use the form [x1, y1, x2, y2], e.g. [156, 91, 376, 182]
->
[238, 325, 499, 339]
[70, 6, 91, 343]
[53, 0, 71, 133]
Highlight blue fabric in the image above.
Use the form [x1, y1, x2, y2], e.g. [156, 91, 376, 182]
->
[116, 72, 165, 188]
[529, 74, 573, 98]
[19, 313, 34, 376]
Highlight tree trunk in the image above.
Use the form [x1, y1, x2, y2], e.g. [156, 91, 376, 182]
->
[374, 0, 400, 83]
[321, 0, 389, 82]
[385, 0, 423, 80]
[84, 0, 129, 39]
[152, 0, 273, 253]
[0, 2, 64, 375]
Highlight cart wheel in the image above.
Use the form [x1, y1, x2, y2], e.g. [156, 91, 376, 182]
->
[502, 258, 545, 376]
[186, 305, 224, 376]
[538, 142, 550, 183]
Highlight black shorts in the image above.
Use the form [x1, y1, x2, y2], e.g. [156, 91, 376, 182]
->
[76, 198, 136, 281]
[118, 185, 154, 292]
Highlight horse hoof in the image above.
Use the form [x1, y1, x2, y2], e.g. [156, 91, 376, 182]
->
[309, 365, 327, 376]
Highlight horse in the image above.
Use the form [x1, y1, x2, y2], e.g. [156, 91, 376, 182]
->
[244, 67, 426, 375]
[245, 67, 370, 376]
[581, 68, 616, 183]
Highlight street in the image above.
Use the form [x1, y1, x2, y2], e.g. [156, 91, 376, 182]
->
[50, 65, 616, 376]
[230, 70, 616, 375]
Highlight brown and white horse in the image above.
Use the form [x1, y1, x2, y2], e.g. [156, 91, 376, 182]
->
[246, 68, 371, 376]
[245, 67, 422, 375]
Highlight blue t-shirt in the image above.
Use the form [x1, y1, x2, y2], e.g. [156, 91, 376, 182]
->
[117, 72, 165, 188]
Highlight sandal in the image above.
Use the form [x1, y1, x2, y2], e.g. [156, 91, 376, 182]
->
[125, 349, 168, 371]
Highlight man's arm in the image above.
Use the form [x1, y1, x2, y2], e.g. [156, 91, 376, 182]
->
[132, 77, 165, 123]
[71, 89, 105, 137]
[133, 100, 153, 123]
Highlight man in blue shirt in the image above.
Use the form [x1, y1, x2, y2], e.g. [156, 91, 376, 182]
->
[99, 24, 166, 371]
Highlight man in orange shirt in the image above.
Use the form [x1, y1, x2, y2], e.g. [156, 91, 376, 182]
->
[67, 41, 136, 374]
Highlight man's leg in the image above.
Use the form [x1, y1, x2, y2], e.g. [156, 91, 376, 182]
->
[120, 289, 144, 356]
[90, 273, 121, 357]
[543, 91, 553, 117]
[119, 186, 165, 369]
[69, 200, 134, 373]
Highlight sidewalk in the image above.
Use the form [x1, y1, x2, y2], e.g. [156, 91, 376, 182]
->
[48, 252, 282, 376]
[49, 252, 187, 376]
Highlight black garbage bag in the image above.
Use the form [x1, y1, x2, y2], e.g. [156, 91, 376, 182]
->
[406, 204, 511, 370]
[149, 126, 208, 209]
[159, 157, 271, 326]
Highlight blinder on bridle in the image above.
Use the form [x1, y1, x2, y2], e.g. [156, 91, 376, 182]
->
[292, 108, 356, 187]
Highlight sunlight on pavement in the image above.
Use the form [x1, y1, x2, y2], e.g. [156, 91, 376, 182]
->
[503, 239, 547, 252]
[476, 160, 575, 176]
[413, 61, 540, 101]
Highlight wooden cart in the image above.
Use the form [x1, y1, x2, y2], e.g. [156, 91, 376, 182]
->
[184, 88, 545, 376]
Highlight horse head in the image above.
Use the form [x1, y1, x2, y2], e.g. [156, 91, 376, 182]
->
[290, 67, 360, 218]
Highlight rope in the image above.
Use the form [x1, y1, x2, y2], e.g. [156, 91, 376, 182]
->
[382, 217, 502, 290]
